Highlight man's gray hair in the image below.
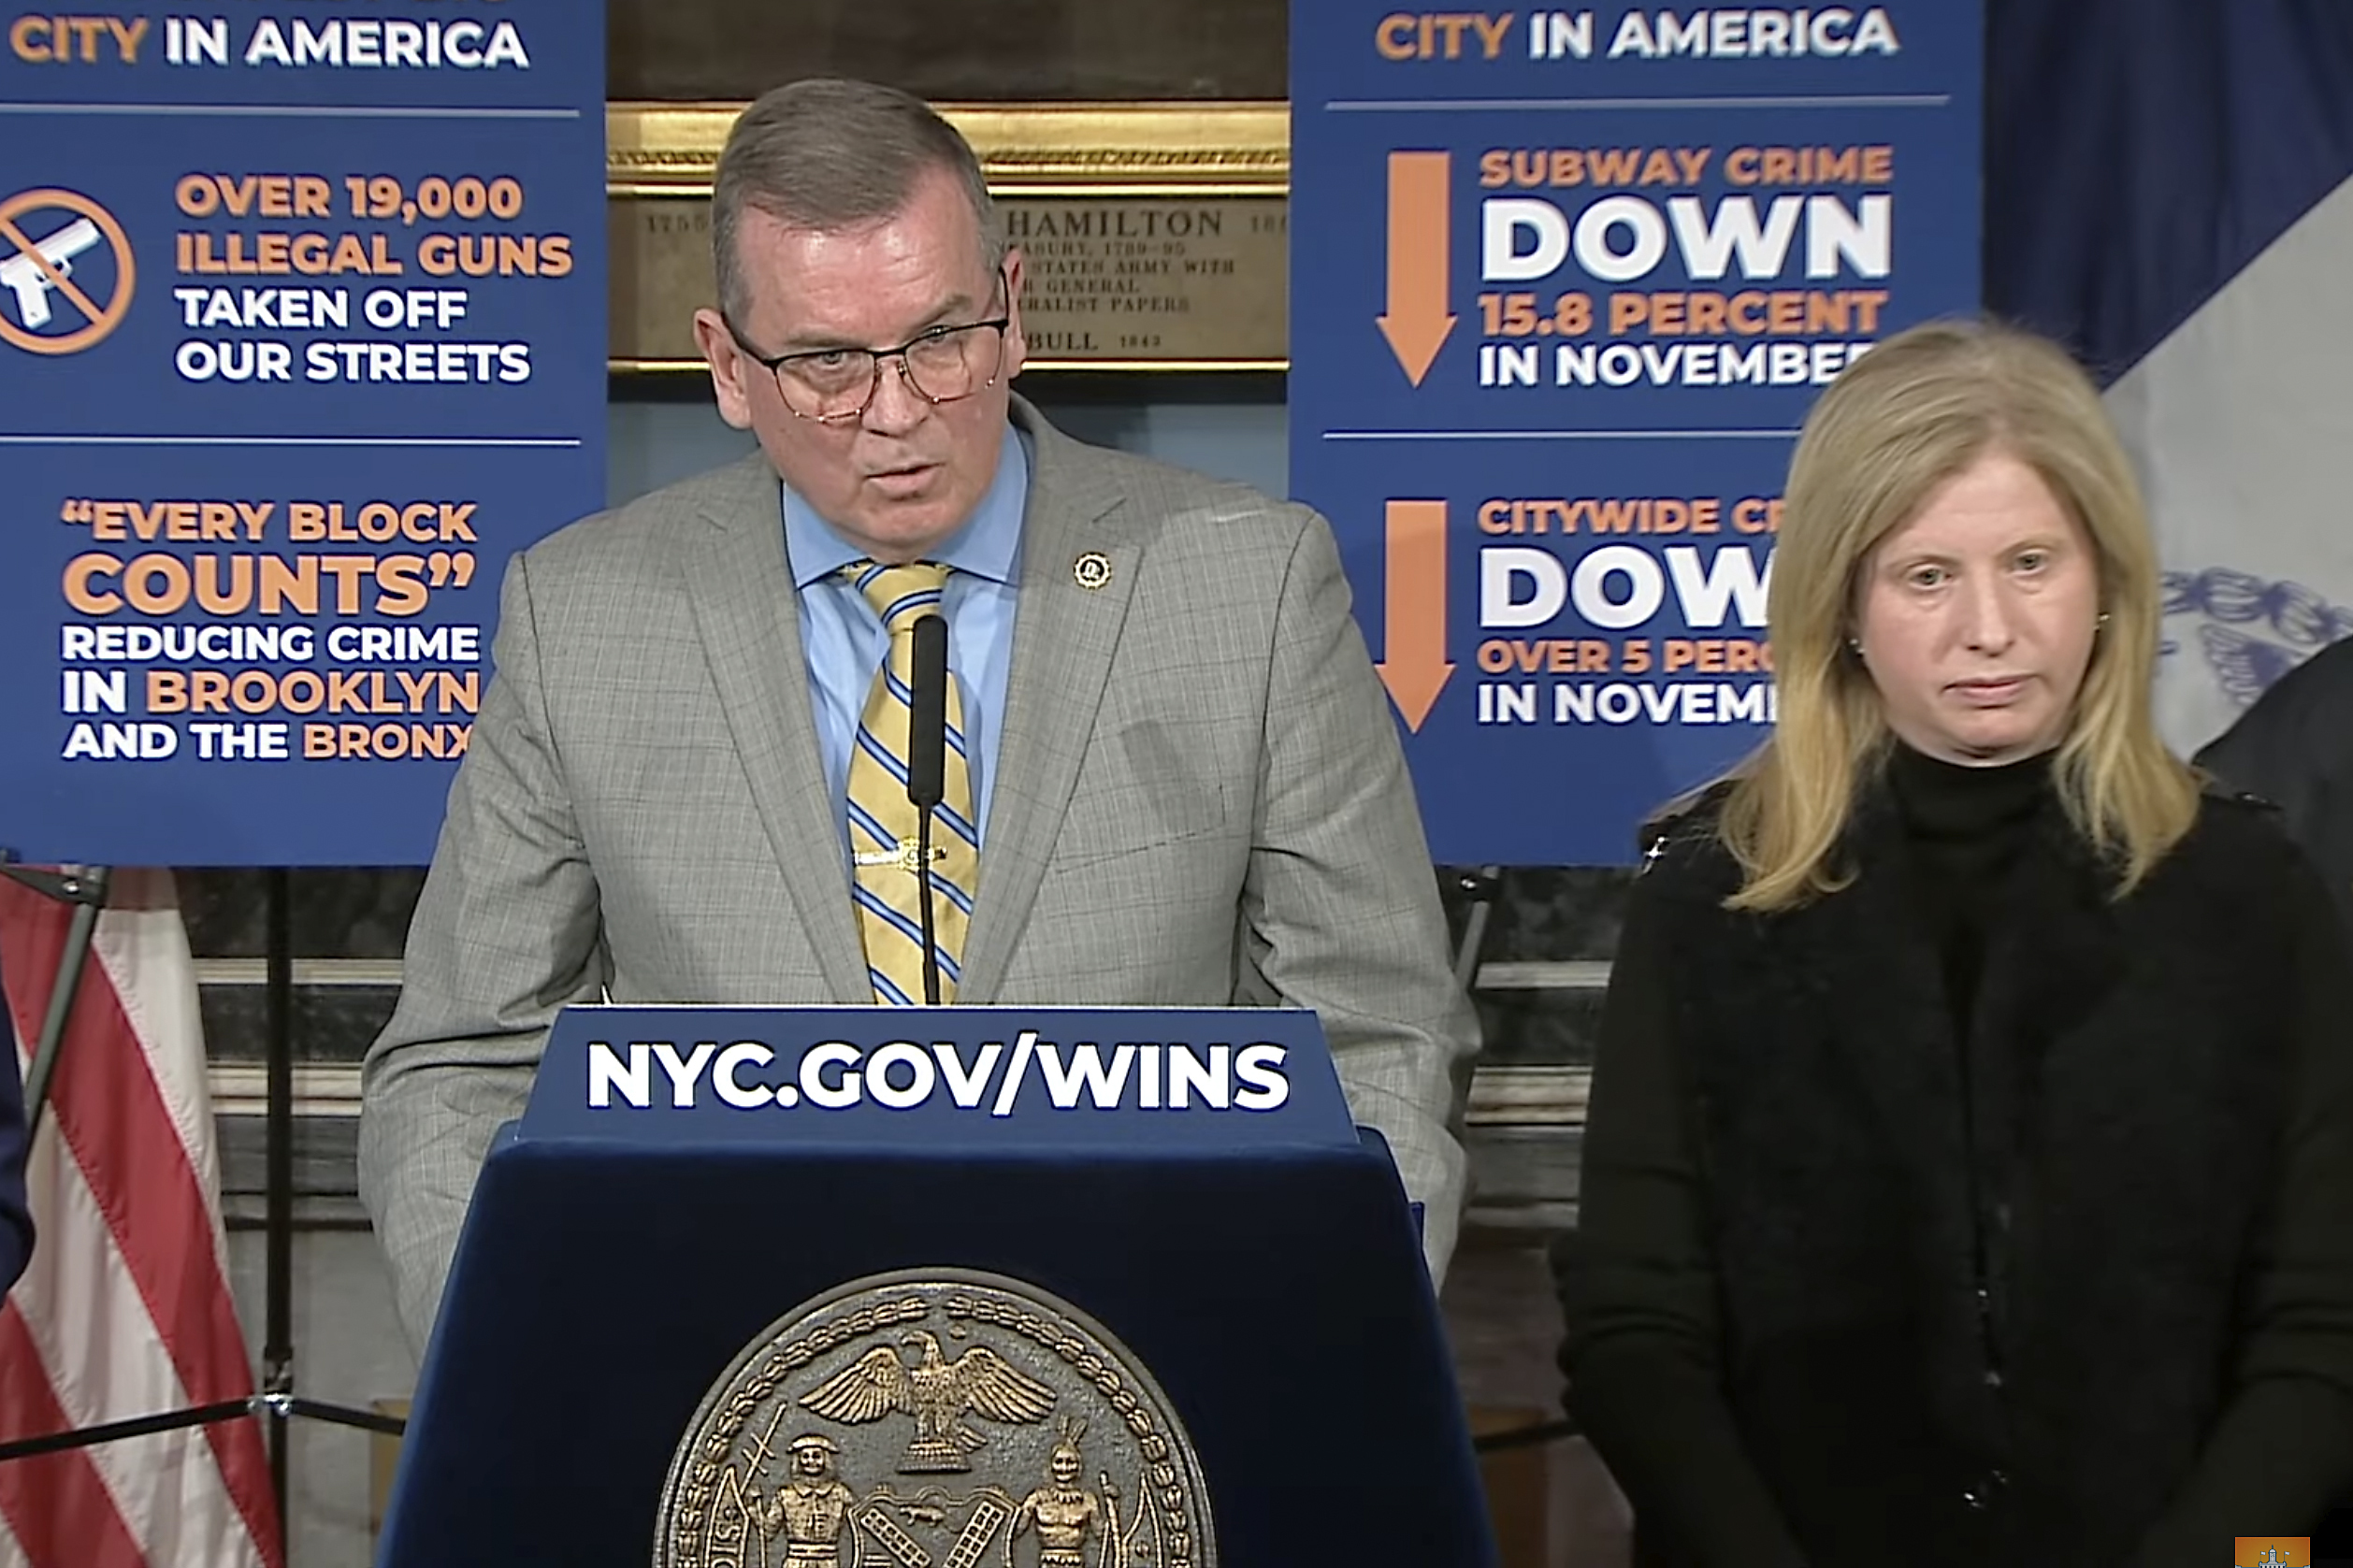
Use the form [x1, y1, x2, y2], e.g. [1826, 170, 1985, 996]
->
[711, 78, 1004, 327]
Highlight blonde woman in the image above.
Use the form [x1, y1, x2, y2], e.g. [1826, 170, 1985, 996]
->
[1553, 320, 2353, 1565]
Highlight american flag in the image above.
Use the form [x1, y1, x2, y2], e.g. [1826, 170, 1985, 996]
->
[0, 869, 281, 1568]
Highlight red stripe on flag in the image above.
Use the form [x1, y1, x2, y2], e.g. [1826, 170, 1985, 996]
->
[0, 885, 283, 1568]
[0, 1302, 151, 1568]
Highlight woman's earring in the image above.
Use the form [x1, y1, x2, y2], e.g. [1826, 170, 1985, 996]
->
[2096, 611, 2111, 630]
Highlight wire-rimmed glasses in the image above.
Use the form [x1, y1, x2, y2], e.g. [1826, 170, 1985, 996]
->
[725, 265, 1013, 424]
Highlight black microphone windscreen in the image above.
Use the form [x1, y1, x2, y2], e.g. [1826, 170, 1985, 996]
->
[906, 613, 948, 812]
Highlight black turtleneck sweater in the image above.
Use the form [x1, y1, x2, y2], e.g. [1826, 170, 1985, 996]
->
[1884, 742, 2056, 1045]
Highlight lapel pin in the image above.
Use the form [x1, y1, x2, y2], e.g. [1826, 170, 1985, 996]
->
[1072, 551, 1113, 591]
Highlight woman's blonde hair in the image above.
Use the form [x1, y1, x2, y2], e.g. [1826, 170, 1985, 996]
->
[1717, 318, 2199, 911]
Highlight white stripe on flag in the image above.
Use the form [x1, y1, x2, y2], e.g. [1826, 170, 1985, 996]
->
[94, 870, 225, 1222]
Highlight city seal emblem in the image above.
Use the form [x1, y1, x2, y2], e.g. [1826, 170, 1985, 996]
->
[654, 1268, 1217, 1568]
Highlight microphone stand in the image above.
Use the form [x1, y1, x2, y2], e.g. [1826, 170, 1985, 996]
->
[915, 812, 940, 1005]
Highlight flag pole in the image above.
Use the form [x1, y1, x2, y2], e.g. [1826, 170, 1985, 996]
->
[263, 866, 293, 1521]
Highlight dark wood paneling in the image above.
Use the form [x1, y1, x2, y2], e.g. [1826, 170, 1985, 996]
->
[608, 0, 1288, 101]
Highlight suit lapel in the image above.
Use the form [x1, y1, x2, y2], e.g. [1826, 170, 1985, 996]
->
[958, 401, 1141, 1001]
[681, 455, 873, 1003]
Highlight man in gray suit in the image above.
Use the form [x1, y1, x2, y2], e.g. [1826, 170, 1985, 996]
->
[359, 78, 1478, 1349]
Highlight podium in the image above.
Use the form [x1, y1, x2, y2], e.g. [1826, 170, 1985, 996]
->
[375, 1006, 1497, 1566]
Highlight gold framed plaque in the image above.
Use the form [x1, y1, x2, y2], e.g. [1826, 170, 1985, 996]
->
[607, 102, 1292, 373]
[603, 0, 1291, 103]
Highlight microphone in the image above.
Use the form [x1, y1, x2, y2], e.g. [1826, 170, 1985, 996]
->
[906, 613, 949, 1005]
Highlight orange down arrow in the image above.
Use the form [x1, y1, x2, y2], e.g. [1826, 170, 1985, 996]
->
[1378, 151, 1456, 386]
[1377, 500, 1453, 730]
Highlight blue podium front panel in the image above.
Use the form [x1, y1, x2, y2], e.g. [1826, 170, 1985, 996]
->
[379, 1008, 1495, 1568]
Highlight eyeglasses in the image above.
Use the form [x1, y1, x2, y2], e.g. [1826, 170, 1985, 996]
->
[725, 265, 1013, 424]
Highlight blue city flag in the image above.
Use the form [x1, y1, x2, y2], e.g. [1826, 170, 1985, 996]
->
[1987, 0, 2353, 748]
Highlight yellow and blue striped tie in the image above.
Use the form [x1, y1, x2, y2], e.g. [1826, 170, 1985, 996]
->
[843, 560, 978, 1005]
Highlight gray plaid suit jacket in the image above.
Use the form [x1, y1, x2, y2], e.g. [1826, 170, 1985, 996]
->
[358, 398, 1480, 1348]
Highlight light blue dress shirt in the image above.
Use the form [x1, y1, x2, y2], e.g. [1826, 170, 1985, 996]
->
[781, 425, 1028, 856]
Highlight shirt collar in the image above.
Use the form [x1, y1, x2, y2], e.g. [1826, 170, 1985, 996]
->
[781, 424, 1030, 589]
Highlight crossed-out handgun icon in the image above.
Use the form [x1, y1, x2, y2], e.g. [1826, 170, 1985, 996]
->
[2, 216, 102, 329]
[0, 188, 134, 353]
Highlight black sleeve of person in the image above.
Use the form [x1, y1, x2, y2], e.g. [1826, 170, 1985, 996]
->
[1551, 866, 1811, 1567]
[2133, 837, 2353, 1560]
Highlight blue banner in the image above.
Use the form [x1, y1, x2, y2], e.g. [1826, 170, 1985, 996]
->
[1291, 3, 1981, 863]
[521, 1006, 1364, 1155]
[0, 1, 604, 865]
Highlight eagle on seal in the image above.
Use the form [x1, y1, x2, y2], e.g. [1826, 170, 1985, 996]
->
[798, 1330, 1057, 1472]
